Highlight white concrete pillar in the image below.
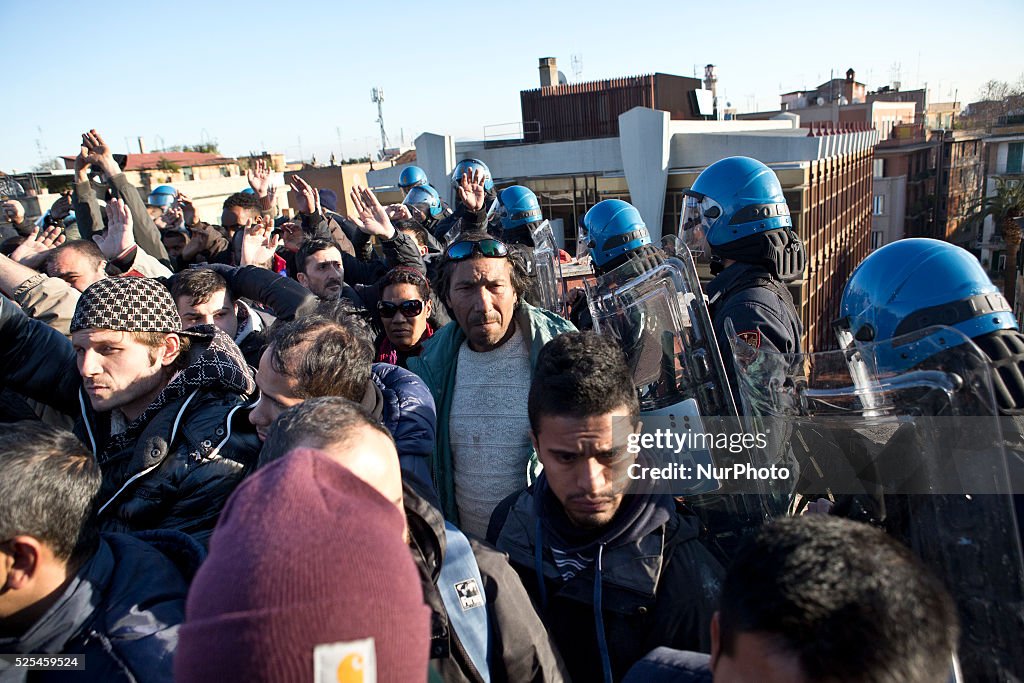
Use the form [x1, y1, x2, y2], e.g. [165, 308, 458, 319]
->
[619, 107, 671, 240]
[414, 133, 455, 200]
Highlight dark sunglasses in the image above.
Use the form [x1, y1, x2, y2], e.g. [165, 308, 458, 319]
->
[445, 238, 509, 261]
[378, 299, 425, 319]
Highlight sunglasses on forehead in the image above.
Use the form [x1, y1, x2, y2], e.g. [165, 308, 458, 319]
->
[378, 299, 425, 318]
[445, 238, 509, 261]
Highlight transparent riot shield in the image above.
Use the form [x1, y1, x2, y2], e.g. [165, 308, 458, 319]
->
[729, 324, 1024, 682]
[585, 240, 736, 417]
[585, 242, 770, 561]
[529, 219, 568, 316]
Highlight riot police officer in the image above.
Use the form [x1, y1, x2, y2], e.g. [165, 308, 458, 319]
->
[680, 156, 804, 409]
[398, 165, 429, 195]
[432, 158, 500, 245]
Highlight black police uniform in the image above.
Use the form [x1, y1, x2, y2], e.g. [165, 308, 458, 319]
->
[706, 261, 802, 411]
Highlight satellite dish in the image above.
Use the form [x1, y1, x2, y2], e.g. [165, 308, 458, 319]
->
[816, 96, 825, 106]
[557, 70, 568, 85]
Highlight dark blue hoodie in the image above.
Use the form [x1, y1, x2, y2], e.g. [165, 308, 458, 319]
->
[0, 531, 202, 682]
[489, 472, 723, 683]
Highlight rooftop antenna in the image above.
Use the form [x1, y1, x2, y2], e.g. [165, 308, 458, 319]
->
[336, 127, 344, 162]
[34, 126, 52, 169]
[371, 87, 390, 160]
[571, 54, 583, 81]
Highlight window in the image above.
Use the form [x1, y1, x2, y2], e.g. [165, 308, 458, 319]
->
[873, 195, 885, 215]
[1008, 142, 1023, 174]
[998, 254, 1007, 272]
[871, 231, 884, 249]
[182, 167, 194, 181]
[220, 166, 231, 178]
[873, 159, 884, 178]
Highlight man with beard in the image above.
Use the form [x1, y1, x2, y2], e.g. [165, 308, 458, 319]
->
[292, 186, 425, 313]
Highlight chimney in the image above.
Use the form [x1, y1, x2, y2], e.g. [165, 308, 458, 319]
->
[539, 57, 558, 88]
[137, 137, 146, 154]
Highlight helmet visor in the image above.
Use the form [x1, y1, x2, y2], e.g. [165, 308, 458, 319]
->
[575, 215, 592, 262]
[679, 191, 723, 262]
[148, 193, 175, 208]
[832, 316, 856, 352]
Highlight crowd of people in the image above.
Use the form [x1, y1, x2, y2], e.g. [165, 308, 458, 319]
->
[0, 127, 1020, 682]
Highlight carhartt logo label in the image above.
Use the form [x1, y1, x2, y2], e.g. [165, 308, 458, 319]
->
[455, 578, 484, 610]
[314, 637, 376, 683]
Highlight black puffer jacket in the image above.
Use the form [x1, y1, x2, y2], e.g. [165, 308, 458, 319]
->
[0, 531, 202, 682]
[0, 296, 261, 546]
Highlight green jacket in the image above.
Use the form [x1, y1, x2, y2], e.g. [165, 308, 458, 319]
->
[409, 302, 576, 523]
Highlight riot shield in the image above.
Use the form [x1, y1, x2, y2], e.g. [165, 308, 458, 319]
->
[729, 325, 1024, 682]
[529, 219, 568, 316]
[585, 240, 737, 418]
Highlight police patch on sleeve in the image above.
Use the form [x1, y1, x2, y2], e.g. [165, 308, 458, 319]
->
[314, 637, 376, 683]
[736, 329, 762, 349]
[454, 578, 485, 610]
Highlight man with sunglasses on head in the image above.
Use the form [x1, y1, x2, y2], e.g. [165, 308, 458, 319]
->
[409, 231, 576, 538]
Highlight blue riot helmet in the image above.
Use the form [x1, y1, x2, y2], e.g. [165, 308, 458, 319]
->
[399, 166, 428, 193]
[581, 199, 651, 270]
[147, 184, 177, 207]
[450, 158, 494, 192]
[836, 238, 1017, 372]
[241, 187, 256, 195]
[680, 156, 805, 280]
[403, 185, 443, 218]
[497, 186, 542, 231]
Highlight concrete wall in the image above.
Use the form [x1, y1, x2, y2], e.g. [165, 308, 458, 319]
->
[453, 137, 622, 179]
[671, 129, 879, 168]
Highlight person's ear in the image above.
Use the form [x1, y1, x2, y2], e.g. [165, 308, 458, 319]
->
[3, 537, 42, 591]
[159, 333, 182, 367]
[296, 271, 309, 288]
[425, 297, 433, 316]
[530, 429, 541, 458]
[710, 611, 722, 670]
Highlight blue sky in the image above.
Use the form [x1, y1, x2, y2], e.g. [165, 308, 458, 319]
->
[2, 0, 1021, 171]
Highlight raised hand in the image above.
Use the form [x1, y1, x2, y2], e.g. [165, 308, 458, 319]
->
[385, 203, 412, 221]
[81, 129, 120, 178]
[349, 185, 395, 239]
[457, 168, 487, 212]
[49, 191, 74, 221]
[10, 224, 66, 269]
[240, 218, 282, 267]
[73, 144, 92, 183]
[93, 198, 135, 259]
[180, 225, 211, 262]
[247, 158, 272, 197]
[176, 192, 198, 227]
[288, 175, 318, 215]
[2, 199, 25, 225]
[279, 221, 304, 253]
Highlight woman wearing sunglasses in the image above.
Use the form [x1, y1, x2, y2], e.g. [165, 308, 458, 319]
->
[376, 267, 437, 368]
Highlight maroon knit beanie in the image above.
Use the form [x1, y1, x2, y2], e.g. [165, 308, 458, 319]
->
[175, 448, 430, 682]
